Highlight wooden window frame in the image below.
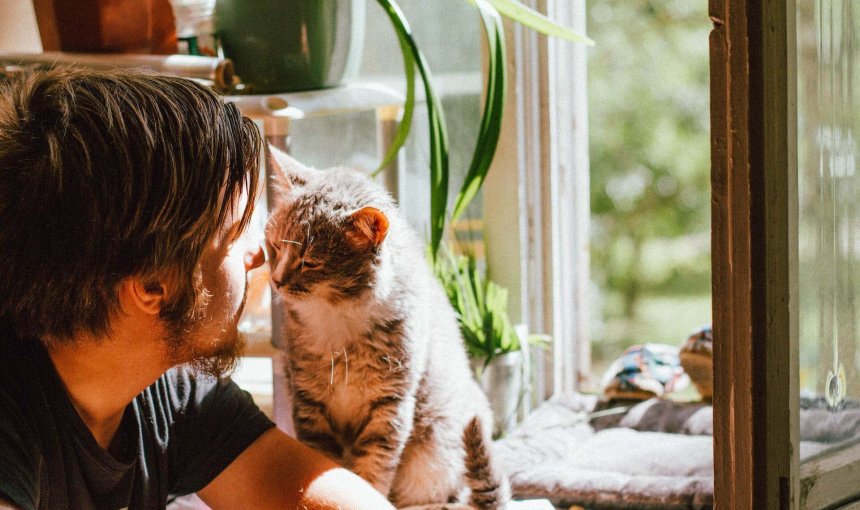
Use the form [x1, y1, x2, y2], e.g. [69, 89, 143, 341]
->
[709, 0, 800, 508]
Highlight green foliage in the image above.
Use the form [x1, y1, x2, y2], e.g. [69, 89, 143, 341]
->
[433, 246, 521, 364]
[469, 0, 594, 44]
[376, 0, 450, 257]
[450, 0, 507, 222]
[588, 0, 711, 320]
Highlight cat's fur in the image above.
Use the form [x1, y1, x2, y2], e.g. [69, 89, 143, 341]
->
[264, 147, 509, 509]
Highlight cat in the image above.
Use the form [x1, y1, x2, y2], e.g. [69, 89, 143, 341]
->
[264, 146, 510, 509]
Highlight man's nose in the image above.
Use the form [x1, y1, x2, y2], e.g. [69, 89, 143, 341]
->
[244, 244, 265, 271]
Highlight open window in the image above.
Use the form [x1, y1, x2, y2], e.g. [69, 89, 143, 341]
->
[712, 0, 860, 507]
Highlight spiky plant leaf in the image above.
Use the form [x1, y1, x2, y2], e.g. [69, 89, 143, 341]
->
[376, 0, 449, 258]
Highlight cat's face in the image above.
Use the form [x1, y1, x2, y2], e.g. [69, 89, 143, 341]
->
[264, 148, 390, 303]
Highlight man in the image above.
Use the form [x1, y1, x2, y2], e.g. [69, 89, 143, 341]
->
[0, 68, 395, 510]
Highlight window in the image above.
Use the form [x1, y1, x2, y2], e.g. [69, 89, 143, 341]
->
[487, 0, 712, 399]
[587, 0, 712, 387]
[711, 0, 860, 506]
[797, 0, 860, 506]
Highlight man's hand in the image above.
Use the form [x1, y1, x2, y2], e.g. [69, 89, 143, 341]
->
[198, 427, 396, 510]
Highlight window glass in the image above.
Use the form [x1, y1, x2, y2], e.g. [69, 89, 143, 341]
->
[797, 0, 860, 461]
[291, 0, 485, 240]
[587, 0, 712, 389]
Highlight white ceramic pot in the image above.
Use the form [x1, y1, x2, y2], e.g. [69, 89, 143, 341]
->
[472, 351, 524, 437]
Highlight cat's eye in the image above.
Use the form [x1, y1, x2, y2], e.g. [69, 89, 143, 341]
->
[301, 260, 322, 270]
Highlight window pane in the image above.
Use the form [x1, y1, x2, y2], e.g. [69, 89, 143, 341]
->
[797, 0, 860, 462]
[587, 0, 712, 390]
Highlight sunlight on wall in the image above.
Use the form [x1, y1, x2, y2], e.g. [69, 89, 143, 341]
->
[0, 0, 41, 52]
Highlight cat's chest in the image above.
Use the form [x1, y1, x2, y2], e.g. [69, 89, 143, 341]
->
[296, 352, 388, 431]
[285, 297, 374, 352]
[326, 381, 368, 430]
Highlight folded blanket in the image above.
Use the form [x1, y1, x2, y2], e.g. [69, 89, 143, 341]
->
[496, 393, 860, 509]
[495, 394, 714, 510]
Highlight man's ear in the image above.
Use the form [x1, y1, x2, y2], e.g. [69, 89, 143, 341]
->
[267, 144, 313, 195]
[346, 207, 389, 250]
[120, 277, 166, 316]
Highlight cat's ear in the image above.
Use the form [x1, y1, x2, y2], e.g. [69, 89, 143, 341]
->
[347, 207, 389, 250]
[266, 143, 312, 194]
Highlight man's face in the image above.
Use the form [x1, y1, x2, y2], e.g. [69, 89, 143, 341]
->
[163, 189, 265, 377]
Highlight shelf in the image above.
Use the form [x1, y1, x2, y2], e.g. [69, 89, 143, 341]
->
[224, 82, 404, 121]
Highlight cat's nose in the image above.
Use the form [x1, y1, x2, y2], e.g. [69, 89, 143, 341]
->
[271, 267, 288, 289]
[271, 257, 290, 288]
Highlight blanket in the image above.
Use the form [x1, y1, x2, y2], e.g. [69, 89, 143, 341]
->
[495, 393, 860, 509]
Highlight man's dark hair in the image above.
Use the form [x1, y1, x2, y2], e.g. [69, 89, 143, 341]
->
[0, 68, 261, 342]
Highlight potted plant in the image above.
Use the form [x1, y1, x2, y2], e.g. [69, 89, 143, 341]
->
[215, 0, 366, 92]
[433, 245, 549, 436]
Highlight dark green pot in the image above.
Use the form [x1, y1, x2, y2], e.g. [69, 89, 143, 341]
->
[215, 0, 365, 93]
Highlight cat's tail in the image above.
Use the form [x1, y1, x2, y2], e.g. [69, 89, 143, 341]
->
[463, 416, 510, 510]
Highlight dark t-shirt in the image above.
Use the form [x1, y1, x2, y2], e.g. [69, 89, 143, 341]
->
[0, 335, 275, 510]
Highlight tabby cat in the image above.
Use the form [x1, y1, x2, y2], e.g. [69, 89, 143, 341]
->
[264, 147, 509, 509]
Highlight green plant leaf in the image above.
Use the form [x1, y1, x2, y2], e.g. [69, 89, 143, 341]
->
[472, 0, 594, 45]
[434, 244, 525, 362]
[376, 0, 450, 259]
[372, 28, 415, 177]
[451, 0, 507, 220]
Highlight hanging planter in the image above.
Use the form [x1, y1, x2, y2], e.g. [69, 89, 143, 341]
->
[215, 0, 366, 93]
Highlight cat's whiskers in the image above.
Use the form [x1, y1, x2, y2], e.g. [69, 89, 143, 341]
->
[382, 354, 402, 373]
[327, 348, 350, 386]
[305, 237, 318, 256]
[302, 220, 312, 245]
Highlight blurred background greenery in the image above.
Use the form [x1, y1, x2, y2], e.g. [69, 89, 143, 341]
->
[587, 0, 712, 384]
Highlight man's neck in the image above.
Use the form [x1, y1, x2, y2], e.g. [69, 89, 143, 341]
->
[47, 321, 170, 450]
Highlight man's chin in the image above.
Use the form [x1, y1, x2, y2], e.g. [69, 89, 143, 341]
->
[191, 330, 248, 379]
[167, 328, 248, 380]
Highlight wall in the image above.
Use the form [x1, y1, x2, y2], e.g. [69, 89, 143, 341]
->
[0, 0, 41, 52]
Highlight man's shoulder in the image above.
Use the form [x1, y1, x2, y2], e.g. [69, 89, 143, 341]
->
[137, 365, 236, 424]
[144, 364, 209, 399]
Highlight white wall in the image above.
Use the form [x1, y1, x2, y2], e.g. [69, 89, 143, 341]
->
[0, 0, 42, 52]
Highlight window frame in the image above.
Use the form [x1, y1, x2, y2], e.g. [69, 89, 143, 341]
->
[498, 0, 860, 508]
[709, 0, 802, 507]
[483, 0, 591, 398]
